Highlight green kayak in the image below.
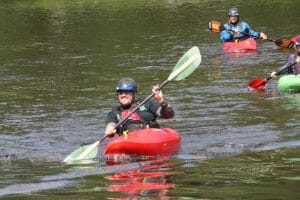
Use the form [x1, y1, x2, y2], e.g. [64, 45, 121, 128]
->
[278, 74, 300, 92]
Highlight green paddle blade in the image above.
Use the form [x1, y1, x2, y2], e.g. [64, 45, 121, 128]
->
[63, 141, 99, 164]
[168, 46, 201, 81]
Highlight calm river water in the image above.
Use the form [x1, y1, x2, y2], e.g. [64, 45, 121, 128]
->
[0, 0, 299, 199]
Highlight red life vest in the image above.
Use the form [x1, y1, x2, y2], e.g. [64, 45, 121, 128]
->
[112, 101, 160, 135]
[121, 109, 141, 121]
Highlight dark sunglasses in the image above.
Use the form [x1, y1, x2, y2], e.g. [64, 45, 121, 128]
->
[117, 90, 133, 95]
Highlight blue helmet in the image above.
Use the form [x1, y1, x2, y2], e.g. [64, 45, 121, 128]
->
[116, 77, 137, 92]
[228, 7, 240, 16]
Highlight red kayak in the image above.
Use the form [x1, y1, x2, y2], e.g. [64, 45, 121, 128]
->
[291, 35, 298, 46]
[104, 128, 181, 157]
[223, 38, 258, 52]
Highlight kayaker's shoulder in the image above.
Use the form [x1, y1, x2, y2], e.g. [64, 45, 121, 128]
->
[239, 21, 250, 27]
[136, 98, 157, 105]
[222, 23, 231, 29]
[288, 53, 297, 60]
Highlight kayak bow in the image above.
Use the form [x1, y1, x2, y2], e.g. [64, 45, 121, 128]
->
[104, 128, 181, 157]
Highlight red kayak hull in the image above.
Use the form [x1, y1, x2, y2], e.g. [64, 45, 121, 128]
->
[104, 128, 181, 157]
[223, 38, 258, 52]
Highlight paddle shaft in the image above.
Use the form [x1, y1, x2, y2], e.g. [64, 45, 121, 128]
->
[266, 62, 297, 82]
[209, 21, 257, 38]
[119, 80, 169, 125]
[224, 28, 258, 39]
[209, 20, 295, 48]
[100, 80, 170, 143]
[225, 28, 278, 43]
[248, 62, 297, 90]
[101, 50, 199, 142]
[101, 54, 199, 141]
[78, 80, 170, 159]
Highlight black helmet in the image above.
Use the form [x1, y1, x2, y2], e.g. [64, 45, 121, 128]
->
[228, 7, 240, 16]
[116, 77, 137, 92]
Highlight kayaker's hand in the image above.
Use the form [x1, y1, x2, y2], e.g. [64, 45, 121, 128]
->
[229, 29, 238, 36]
[296, 56, 300, 64]
[219, 25, 226, 32]
[260, 32, 267, 40]
[270, 71, 277, 78]
[152, 84, 164, 104]
[104, 122, 117, 137]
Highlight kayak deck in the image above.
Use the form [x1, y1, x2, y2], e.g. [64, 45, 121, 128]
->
[278, 74, 300, 92]
[223, 38, 258, 52]
[104, 128, 181, 158]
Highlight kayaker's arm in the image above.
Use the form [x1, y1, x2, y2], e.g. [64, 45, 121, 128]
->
[271, 55, 298, 77]
[105, 109, 119, 136]
[220, 29, 232, 42]
[151, 84, 174, 119]
[157, 100, 175, 119]
[243, 22, 259, 39]
[296, 56, 300, 64]
[242, 22, 267, 40]
[271, 63, 294, 77]
[104, 122, 117, 137]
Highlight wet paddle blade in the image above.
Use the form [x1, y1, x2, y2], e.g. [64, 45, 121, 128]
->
[248, 78, 267, 90]
[63, 141, 99, 164]
[274, 39, 294, 48]
[168, 46, 201, 81]
[248, 62, 297, 91]
[208, 20, 222, 33]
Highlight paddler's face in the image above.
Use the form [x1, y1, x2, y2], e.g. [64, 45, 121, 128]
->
[117, 91, 135, 106]
[296, 45, 300, 56]
[229, 15, 238, 24]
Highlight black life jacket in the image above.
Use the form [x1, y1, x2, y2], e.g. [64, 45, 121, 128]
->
[113, 102, 159, 135]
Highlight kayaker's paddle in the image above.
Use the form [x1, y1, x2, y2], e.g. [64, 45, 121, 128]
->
[63, 46, 202, 164]
[248, 62, 297, 91]
[208, 20, 294, 48]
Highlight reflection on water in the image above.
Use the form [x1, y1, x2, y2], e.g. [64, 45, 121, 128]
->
[176, 147, 300, 199]
[0, 0, 300, 199]
[0, 157, 177, 198]
[0, 149, 299, 199]
[106, 157, 176, 198]
[0, 180, 78, 197]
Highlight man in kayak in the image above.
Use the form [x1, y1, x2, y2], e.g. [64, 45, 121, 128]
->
[220, 7, 268, 42]
[270, 35, 300, 77]
[104, 77, 175, 137]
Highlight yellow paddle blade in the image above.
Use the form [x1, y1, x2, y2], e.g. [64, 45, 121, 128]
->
[208, 20, 222, 33]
